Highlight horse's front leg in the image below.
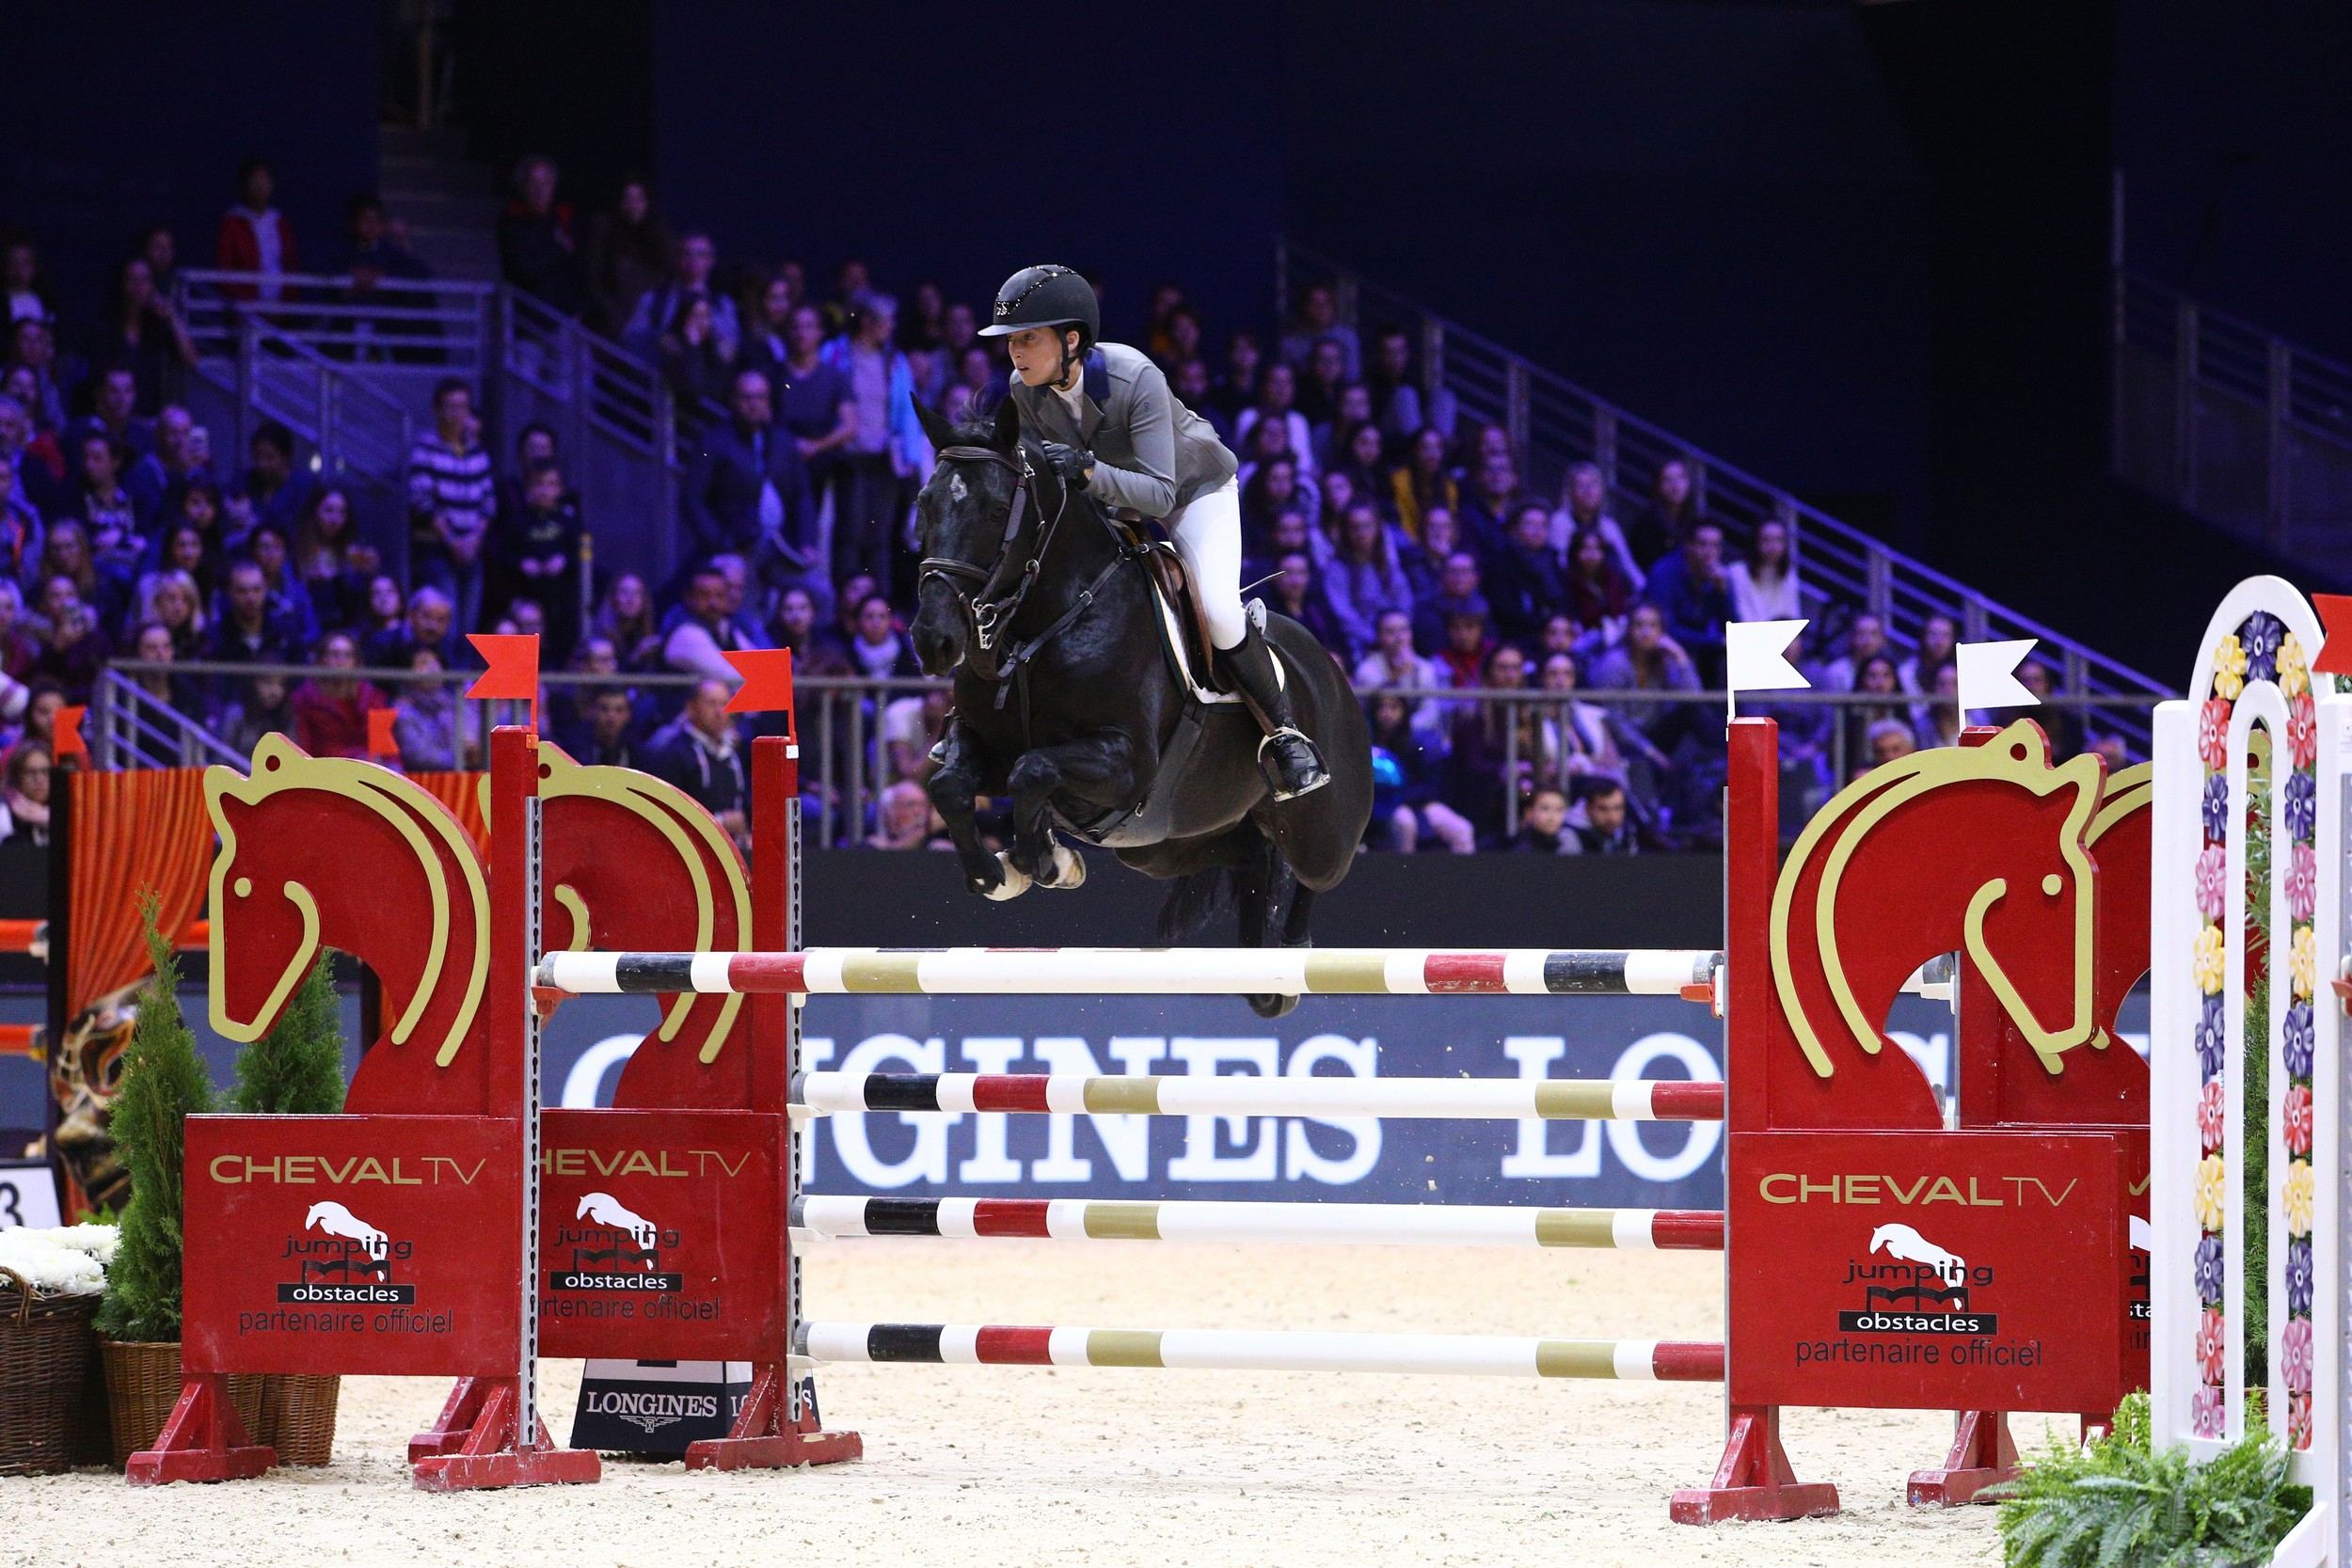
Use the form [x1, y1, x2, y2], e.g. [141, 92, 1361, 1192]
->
[1007, 731, 1140, 889]
[925, 717, 1009, 897]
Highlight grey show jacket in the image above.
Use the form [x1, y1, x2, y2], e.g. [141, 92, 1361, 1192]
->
[1006, 341, 1238, 520]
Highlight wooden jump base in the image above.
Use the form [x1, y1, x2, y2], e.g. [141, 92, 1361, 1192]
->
[790, 1070, 1725, 1122]
[538, 946, 1724, 999]
[799, 1323, 1726, 1381]
[795, 1196, 1725, 1250]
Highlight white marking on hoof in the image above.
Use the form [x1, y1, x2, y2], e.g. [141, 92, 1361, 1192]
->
[1044, 843, 1087, 889]
[984, 853, 1032, 901]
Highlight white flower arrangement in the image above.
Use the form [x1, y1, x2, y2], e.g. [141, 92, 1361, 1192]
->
[0, 1224, 116, 1296]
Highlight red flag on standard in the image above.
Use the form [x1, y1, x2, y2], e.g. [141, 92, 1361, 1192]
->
[2313, 595, 2352, 677]
[366, 707, 400, 758]
[723, 647, 796, 722]
[467, 633, 541, 728]
[53, 705, 86, 760]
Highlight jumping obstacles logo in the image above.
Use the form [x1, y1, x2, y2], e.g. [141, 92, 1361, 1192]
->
[278, 1201, 414, 1305]
[1837, 1224, 1996, 1337]
[549, 1192, 685, 1295]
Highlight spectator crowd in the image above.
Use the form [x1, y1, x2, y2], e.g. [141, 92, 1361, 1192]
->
[0, 154, 2120, 853]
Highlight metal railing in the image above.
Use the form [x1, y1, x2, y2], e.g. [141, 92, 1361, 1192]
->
[1276, 243, 2169, 746]
[2112, 271, 2352, 562]
[93, 660, 2164, 847]
[174, 269, 723, 588]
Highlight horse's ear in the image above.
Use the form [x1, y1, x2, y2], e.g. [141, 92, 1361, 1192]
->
[914, 398, 956, 454]
[992, 391, 1023, 452]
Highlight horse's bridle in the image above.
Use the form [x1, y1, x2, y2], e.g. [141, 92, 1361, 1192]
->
[917, 443, 1062, 668]
[917, 440, 1145, 724]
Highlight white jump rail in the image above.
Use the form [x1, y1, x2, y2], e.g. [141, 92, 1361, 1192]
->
[794, 1196, 1724, 1250]
[538, 946, 1724, 998]
[799, 1322, 1725, 1381]
[789, 1070, 1724, 1122]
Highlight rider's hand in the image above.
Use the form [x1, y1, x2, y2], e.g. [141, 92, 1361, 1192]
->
[1039, 441, 1092, 489]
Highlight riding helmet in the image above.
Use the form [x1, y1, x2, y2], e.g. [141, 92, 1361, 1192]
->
[977, 264, 1099, 346]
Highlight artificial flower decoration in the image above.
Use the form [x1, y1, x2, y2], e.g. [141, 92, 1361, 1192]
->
[2202, 775, 2232, 842]
[2243, 611, 2283, 682]
[2194, 844, 2229, 920]
[2289, 1237, 2315, 1315]
[2285, 1000, 2316, 1078]
[2280, 631, 2310, 697]
[2284, 1157, 2314, 1236]
[2285, 1083, 2314, 1156]
[2196, 1232, 2227, 1307]
[2192, 1384, 2225, 1438]
[2195, 1153, 2230, 1233]
[2213, 632, 2247, 699]
[2196, 1307, 2228, 1383]
[2199, 1079, 2226, 1152]
[2289, 842, 2318, 922]
[2198, 698, 2233, 769]
[2193, 924, 2227, 995]
[2292, 925, 2316, 1000]
[2282, 1315, 2315, 1395]
[2286, 768, 2317, 840]
[2288, 693, 2318, 768]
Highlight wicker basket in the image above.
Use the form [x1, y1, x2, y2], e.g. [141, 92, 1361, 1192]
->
[0, 1268, 102, 1476]
[256, 1373, 340, 1465]
[98, 1339, 264, 1469]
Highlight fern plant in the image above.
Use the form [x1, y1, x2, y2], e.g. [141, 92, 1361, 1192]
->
[93, 897, 215, 1343]
[1994, 1394, 2308, 1567]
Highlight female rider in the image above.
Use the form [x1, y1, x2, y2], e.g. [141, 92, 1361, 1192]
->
[977, 264, 1328, 800]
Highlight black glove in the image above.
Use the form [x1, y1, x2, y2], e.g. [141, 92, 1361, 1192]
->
[1038, 440, 1092, 489]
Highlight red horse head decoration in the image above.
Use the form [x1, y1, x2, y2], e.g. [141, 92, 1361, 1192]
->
[1765, 720, 2106, 1130]
[487, 745, 754, 1108]
[207, 735, 492, 1114]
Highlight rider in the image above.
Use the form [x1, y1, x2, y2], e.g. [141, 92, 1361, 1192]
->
[977, 264, 1329, 800]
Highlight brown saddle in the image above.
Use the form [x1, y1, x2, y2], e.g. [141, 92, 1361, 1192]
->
[1120, 523, 1230, 696]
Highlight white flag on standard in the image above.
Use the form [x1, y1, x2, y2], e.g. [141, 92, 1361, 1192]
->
[1724, 619, 1811, 698]
[1956, 639, 2039, 714]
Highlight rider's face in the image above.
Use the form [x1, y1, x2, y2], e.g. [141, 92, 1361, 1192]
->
[1005, 325, 1078, 388]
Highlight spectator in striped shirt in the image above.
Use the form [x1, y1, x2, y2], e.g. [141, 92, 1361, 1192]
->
[406, 376, 495, 636]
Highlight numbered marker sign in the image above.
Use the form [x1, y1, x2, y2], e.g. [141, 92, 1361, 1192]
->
[0, 1160, 63, 1229]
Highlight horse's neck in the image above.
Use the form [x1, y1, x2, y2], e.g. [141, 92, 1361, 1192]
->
[1022, 493, 1120, 615]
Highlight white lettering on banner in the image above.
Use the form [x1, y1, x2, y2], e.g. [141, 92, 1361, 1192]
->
[829, 1034, 960, 1188]
[956, 1037, 1026, 1182]
[1166, 1038, 1279, 1180]
[1499, 1037, 1601, 1178]
[1283, 1035, 1381, 1184]
[800, 1036, 837, 1182]
[1604, 1035, 1723, 1182]
[561, 1034, 644, 1108]
[1031, 1037, 1163, 1182]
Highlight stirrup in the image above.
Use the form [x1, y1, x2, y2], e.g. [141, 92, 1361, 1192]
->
[1258, 728, 1330, 801]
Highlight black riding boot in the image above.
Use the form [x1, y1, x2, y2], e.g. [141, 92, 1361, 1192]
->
[1220, 623, 1330, 800]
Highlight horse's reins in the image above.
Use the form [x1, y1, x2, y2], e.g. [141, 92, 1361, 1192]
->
[918, 443, 1144, 725]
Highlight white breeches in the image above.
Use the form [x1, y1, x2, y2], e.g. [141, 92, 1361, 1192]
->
[1168, 477, 1247, 649]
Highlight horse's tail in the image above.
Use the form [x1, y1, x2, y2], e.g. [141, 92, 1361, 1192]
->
[1154, 867, 1234, 944]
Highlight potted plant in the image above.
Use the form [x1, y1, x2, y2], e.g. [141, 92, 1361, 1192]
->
[0, 1226, 112, 1474]
[228, 951, 346, 1465]
[91, 901, 258, 1466]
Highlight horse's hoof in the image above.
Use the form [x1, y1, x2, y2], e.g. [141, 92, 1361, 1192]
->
[1041, 843, 1087, 889]
[982, 853, 1032, 901]
[1247, 991, 1300, 1020]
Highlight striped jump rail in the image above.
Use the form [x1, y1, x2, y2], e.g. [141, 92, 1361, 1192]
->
[799, 1323, 1725, 1381]
[795, 1196, 1724, 1250]
[538, 946, 1724, 999]
[791, 1070, 1724, 1121]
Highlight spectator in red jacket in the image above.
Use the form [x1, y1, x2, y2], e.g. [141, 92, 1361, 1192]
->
[215, 159, 299, 303]
[290, 630, 387, 758]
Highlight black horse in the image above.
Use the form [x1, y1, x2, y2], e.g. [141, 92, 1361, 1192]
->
[908, 398, 1371, 1016]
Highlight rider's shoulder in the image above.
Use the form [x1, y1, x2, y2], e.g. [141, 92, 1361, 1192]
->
[1091, 341, 1160, 385]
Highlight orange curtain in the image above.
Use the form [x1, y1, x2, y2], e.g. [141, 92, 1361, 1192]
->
[66, 768, 213, 1016]
[409, 771, 489, 858]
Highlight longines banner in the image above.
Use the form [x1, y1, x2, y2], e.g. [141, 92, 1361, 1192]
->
[538, 993, 1985, 1212]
